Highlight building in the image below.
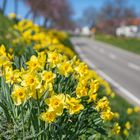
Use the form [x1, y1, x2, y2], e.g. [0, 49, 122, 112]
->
[116, 25, 139, 37]
[96, 18, 140, 36]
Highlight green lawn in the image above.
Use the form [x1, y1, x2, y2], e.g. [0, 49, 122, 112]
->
[95, 34, 140, 55]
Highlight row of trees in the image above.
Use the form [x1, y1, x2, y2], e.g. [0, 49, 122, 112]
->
[97, 0, 137, 34]
[77, 0, 138, 34]
[0, 0, 138, 32]
[1, 0, 18, 15]
[1, 0, 75, 30]
[98, 0, 136, 21]
[25, 0, 75, 29]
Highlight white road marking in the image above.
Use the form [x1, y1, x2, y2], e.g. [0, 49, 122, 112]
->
[128, 62, 140, 72]
[109, 53, 116, 60]
[74, 45, 140, 106]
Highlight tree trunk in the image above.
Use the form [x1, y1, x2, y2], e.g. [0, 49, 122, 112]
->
[32, 13, 37, 23]
[24, 9, 32, 19]
[2, 0, 7, 14]
[24, 0, 41, 19]
[14, 0, 18, 15]
[43, 17, 48, 28]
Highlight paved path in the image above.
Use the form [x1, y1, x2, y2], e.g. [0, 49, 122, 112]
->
[71, 37, 140, 106]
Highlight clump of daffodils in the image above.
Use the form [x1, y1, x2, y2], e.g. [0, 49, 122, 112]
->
[0, 43, 119, 139]
[0, 19, 123, 139]
[12, 19, 74, 58]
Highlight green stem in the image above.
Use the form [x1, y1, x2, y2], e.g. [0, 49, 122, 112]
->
[22, 104, 25, 139]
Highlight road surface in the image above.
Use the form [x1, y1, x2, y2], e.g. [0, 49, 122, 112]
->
[71, 37, 140, 106]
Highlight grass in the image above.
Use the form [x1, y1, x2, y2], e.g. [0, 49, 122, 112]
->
[95, 33, 140, 55]
[97, 83, 140, 140]
[0, 12, 14, 46]
[110, 94, 140, 140]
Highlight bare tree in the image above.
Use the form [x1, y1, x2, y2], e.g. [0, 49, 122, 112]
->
[96, 0, 137, 34]
[14, 0, 18, 15]
[2, 0, 7, 14]
[52, 0, 75, 30]
[98, 0, 137, 21]
[124, 7, 137, 18]
[82, 6, 97, 28]
[24, 0, 41, 19]
[24, 0, 75, 29]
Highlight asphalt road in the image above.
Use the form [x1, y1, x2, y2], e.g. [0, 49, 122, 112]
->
[71, 37, 140, 106]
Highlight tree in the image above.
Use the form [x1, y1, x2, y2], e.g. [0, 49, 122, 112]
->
[24, 0, 75, 29]
[24, 0, 42, 19]
[52, 0, 75, 30]
[96, 0, 137, 34]
[2, 0, 7, 14]
[83, 6, 97, 28]
[14, 0, 18, 15]
[98, 0, 137, 21]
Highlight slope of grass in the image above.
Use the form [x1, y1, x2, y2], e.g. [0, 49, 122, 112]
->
[110, 95, 140, 140]
[0, 13, 14, 46]
[95, 34, 140, 55]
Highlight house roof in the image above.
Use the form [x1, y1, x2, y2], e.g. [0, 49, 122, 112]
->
[97, 18, 140, 28]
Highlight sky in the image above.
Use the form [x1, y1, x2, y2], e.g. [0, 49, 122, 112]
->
[0, 0, 140, 23]
[70, 0, 140, 18]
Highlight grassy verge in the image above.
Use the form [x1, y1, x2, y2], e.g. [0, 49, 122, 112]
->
[0, 13, 14, 46]
[109, 94, 140, 139]
[95, 33, 140, 55]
